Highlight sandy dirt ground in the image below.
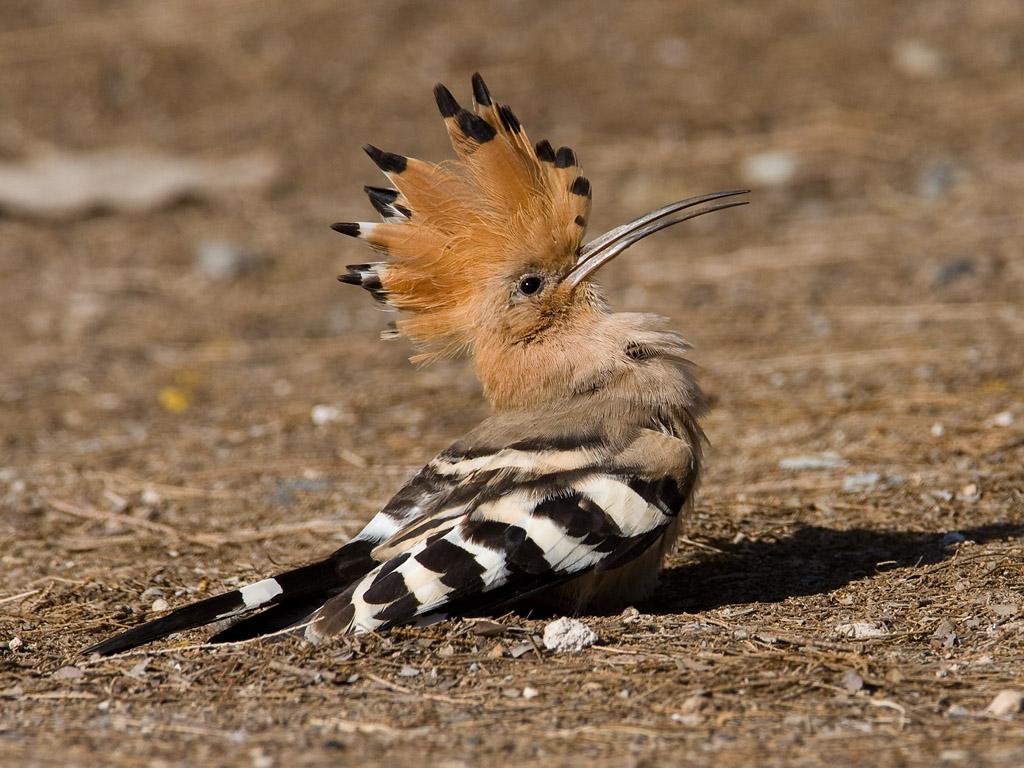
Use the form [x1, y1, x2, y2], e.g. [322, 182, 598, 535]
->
[2, 1, 1023, 766]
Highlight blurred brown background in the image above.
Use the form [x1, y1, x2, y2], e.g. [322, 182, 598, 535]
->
[2, 2, 1023, 766]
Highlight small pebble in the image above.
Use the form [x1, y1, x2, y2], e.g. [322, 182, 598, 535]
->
[930, 422, 945, 437]
[435, 642, 455, 658]
[127, 658, 150, 678]
[311, 404, 343, 426]
[542, 617, 599, 652]
[779, 454, 846, 470]
[53, 665, 84, 680]
[741, 151, 799, 187]
[195, 240, 260, 281]
[835, 622, 888, 639]
[470, 620, 506, 637]
[398, 665, 421, 677]
[892, 39, 947, 78]
[151, 598, 170, 612]
[141, 488, 162, 505]
[8, 637, 23, 651]
[984, 689, 1023, 716]
[843, 472, 881, 492]
[522, 686, 539, 699]
[989, 411, 1014, 428]
[655, 36, 691, 69]
[619, 606, 641, 624]
[842, 669, 865, 693]
[671, 713, 703, 726]
[989, 605, 1019, 618]
[250, 747, 274, 768]
[679, 695, 706, 714]
[508, 642, 535, 659]
[956, 483, 980, 502]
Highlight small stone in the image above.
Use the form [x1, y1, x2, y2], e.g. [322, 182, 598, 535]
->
[53, 665, 84, 680]
[470, 620, 506, 637]
[619, 606, 641, 624]
[931, 619, 957, 648]
[679, 695, 707, 714]
[933, 257, 974, 287]
[151, 598, 170, 612]
[8, 637, 23, 651]
[892, 39, 947, 78]
[671, 713, 703, 726]
[542, 617, 599, 652]
[141, 488, 162, 505]
[250, 747, 274, 768]
[843, 472, 881, 492]
[195, 240, 260, 281]
[435, 642, 455, 658]
[310, 404, 343, 426]
[930, 422, 945, 437]
[741, 151, 799, 187]
[398, 665, 420, 677]
[956, 484, 980, 502]
[939, 750, 970, 762]
[989, 411, 1014, 428]
[522, 686, 539, 699]
[918, 164, 958, 200]
[778, 453, 846, 470]
[989, 605, 1019, 618]
[843, 669, 865, 693]
[655, 36, 691, 69]
[508, 642, 534, 659]
[984, 689, 1023, 716]
[127, 658, 150, 678]
[486, 643, 505, 659]
[502, 688, 521, 699]
[835, 622, 888, 639]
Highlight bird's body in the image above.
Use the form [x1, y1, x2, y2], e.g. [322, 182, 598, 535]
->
[84, 74, 745, 656]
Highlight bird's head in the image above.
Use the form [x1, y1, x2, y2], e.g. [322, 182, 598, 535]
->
[335, 74, 746, 408]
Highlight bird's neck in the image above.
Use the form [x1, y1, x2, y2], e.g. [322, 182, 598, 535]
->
[471, 311, 705, 419]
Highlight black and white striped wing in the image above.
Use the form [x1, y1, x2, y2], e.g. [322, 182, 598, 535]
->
[306, 429, 695, 642]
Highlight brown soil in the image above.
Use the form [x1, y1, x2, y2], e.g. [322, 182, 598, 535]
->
[2, 1, 1023, 766]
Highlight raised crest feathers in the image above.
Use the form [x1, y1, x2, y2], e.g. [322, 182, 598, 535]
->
[334, 73, 591, 359]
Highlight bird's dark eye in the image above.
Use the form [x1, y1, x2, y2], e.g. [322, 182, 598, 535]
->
[517, 274, 545, 296]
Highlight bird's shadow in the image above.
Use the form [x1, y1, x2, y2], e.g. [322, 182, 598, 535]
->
[650, 523, 1023, 614]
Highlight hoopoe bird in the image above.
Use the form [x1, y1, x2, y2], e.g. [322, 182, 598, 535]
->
[85, 74, 747, 656]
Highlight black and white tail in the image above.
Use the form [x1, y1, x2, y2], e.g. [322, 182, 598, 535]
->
[83, 539, 377, 656]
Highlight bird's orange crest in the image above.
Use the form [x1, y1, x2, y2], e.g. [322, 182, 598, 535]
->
[335, 74, 747, 365]
[335, 73, 591, 359]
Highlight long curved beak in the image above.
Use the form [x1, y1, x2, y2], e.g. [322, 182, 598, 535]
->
[563, 190, 749, 290]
